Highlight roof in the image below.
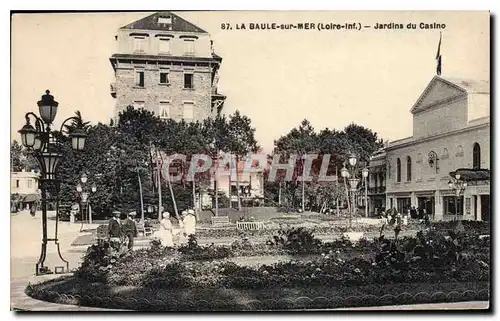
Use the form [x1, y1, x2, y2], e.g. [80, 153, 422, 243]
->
[410, 76, 489, 114]
[450, 168, 490, 182]
[439, 77, 490, 94]
[120, 12, 208, 33]
[20, 194, 40, 202]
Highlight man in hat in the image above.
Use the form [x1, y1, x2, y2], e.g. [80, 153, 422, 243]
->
[122, 211, 138, 250]
[108, 210, 122, 250]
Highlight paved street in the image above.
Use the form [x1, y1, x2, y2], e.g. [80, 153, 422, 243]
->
[11, 211, 91, 279]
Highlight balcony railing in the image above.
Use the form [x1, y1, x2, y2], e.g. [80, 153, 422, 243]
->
[110, 83, 116, 98]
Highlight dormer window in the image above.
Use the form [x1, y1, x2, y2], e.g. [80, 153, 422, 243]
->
[158, 15, 172, 24]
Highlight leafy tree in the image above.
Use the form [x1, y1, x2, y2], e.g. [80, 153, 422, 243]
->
[222, 111, 260, 211]
[10, 140, 23, 172]
[63, 110, 91, 134]
[273, 119, 319, 211]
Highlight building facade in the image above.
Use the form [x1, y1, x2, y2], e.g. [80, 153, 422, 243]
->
[367, 147, 387, 216]
[110, 12, 226, 123]
[11, 170, 41, 211]
[383, 76, 490, 221]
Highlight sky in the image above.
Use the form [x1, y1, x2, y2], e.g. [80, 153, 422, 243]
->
[11, 11, 489, 153]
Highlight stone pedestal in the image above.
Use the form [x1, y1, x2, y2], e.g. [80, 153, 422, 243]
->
[434, 190, 443, 221]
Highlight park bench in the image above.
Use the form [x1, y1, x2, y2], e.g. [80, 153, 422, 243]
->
[236, 221, 265, 231]
[211, 216, 230, 226]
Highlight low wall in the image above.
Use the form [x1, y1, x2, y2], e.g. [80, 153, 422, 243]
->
[198, 207, 281, 223]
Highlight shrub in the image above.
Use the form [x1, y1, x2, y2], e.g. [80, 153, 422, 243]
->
[268, 227, 322, 254]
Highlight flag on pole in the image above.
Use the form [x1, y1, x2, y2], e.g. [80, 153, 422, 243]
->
[436, 32, 442, 76]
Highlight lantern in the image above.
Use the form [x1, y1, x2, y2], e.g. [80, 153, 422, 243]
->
[37, 90, 59, 124]
[18, 123, 37, 148]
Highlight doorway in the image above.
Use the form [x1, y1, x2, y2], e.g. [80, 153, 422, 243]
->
[480, 195, 490, 221]
[417, 197, 434, 218]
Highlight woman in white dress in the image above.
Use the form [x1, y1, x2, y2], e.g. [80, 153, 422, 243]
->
[173, 211, 186, 245]
[184, 209, 196, 236]
[158, 212, 174, 247]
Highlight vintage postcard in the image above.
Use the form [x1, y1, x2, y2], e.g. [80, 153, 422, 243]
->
[10, 11, 490, 311]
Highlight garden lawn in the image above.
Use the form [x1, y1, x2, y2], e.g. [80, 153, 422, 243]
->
[28, 275, 489, 311]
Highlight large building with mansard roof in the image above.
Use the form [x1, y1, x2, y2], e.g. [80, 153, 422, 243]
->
[109, 12, 226, 123]
[379, 75, 490, 221]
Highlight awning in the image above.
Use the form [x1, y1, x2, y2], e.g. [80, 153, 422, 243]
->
[450, 168, 490, 182]
[21, 194, 40, 203]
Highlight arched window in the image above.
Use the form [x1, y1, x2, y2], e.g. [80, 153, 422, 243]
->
[473, 143, 481, 169]
[442, 148, 449, 159]
[396, 158, 401, 182]
[406, 156, 412, 181]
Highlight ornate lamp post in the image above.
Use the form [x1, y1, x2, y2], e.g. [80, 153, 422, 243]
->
[362, 167, 369, 218]
[76, 173, 97, 231]
[448, 173, 468, 222]
[341, 153, 360, 228]
[18, 90, 87, 275]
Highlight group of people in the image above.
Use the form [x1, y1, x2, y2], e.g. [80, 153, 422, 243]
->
[107, 210, 139, 250]
[107, 208, 197, 250]
[156, 209, 196, 247]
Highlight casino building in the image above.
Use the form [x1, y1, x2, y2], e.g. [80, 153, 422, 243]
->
[369, 75, 490, 221]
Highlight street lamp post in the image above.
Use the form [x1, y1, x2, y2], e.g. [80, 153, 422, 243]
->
[76, 173, 97, 232]
[362, 168, 369, 218]
[341, 153, 370, 226]
[18, 90, 87, 276]
[448, 172, 468, 222]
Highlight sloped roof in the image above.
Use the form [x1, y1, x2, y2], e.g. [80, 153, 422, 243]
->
[440, 77, 490, 94]
[120, 11, 208, 33]
[410, 76, 489, 114]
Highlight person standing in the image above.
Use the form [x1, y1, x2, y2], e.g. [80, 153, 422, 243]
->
[30, 203, 36, 218]
[177, 211, 188, 245]
[184, 209, 197, 237]
[158, 212, 174, 247]
[122, 211, 138, 250]
[108, 210, 122, 250]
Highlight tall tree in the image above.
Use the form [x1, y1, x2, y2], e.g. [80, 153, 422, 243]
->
[273, 119, 319, 212]
[223, 111, 260, 211]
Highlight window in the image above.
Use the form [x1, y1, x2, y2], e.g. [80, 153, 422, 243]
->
[133, 101, 145, 109]
[158, 38, 171, 54]
[15, 180, 19, 188]
[184, 39, 195, 55]
[396, 158, 401, 183]
[184, 73, 194, 89]
[159, 102, 171, 119]
[456, 145, 464, 157]
[183, 102, 194, 121]
[159, 71, 169, 84]
[442, 148, 449, 159]
[133, 37, 146, 53]
[444, 196, 463, 216]
[158, 16, 172, 24]
[473, 143, 481, 169]
[135, 71, 145, 87]
[406, 156, 412, 181]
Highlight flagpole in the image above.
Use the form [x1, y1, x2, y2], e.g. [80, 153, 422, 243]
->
[436, 32, 442, 76]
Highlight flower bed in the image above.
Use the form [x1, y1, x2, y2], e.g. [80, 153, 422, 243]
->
[28, 228, 490, 311]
